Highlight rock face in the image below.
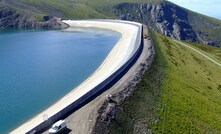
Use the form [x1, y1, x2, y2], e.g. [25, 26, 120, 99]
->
[0, 6, 31, 28]
[115, 2, 198, 42]
[0, 6, 68, 29]
[32, 16, 69, 29]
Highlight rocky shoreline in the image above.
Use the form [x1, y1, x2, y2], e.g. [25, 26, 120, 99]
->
[0, 6, 68, 29]
[32, 16, 69, 29]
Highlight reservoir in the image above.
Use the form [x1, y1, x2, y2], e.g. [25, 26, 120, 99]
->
[0, 28, 121, 133]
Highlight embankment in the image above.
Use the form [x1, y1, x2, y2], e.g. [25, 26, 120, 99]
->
[11, 20, 143, 134]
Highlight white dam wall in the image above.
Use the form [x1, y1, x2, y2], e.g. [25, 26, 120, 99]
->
[11, 20, 143, 134]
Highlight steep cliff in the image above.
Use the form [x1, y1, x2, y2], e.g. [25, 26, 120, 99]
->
[0, 5, 31, 28]
[114, 1, 220, 46]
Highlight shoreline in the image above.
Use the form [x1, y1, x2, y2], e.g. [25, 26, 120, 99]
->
[11, 20, 142, 133]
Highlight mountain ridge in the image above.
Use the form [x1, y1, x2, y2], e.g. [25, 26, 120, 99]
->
[0, 0, 220, 46]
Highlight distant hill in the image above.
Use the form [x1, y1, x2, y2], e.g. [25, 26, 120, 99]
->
[0, 0, 220, 46]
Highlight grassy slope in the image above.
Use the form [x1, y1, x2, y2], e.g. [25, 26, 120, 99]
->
[74, 0, 163, 18]
[109, 32, 221, 133]
[4, 0, 164, 19]
[188, 42, 221, 63]
[6, 0, 106, 20]
[74, 0, 163, 6]
[154, 33, 221, 133]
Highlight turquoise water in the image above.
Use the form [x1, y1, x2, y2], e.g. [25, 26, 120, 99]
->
[0, 29, 120, 133]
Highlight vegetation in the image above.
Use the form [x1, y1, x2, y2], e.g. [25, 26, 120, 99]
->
[3, 0, 220, 46]
[188, 11, 221, 45]
[2, 0, 164, 19]
[109, 32, 221, 133]
[1, 0, 221, 133]
[75, 0, 164, 19]
[34, 14, 46, 21]
[109, 30, 167, 134]
[0, 0, 105, 21]
[188, 42, 221, 63]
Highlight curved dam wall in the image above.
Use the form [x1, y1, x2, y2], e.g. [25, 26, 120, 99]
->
[11, 20, 143, 134]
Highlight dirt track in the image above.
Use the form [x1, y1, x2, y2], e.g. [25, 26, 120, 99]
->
[43, 25, 154, 134]
[174, 40, 221, 67]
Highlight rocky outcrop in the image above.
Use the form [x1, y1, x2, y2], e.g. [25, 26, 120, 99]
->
[196, 31, 219, 47]
[0, 6, 68, 29]
[31, 16, 69, 29]
[0, 6, 32, 28]
[115, 2, 198, 42]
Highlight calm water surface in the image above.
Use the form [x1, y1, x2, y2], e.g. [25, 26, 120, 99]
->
[0, 29, 120, 133]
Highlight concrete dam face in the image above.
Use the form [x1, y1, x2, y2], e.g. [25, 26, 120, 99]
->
[11, 20, 143, 134]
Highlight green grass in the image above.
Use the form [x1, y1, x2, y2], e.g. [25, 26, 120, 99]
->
[5, 0, 106, 19]
[109, 32, 221, 133]
[73, 0, 164, 18]
[20, 0, 160, 19]
[187, 42, 221, 63]
[34, 14, 46, 21]
[109, 30, 167, 134]
[4, 0, 164, 20]
[154, 33, 221, 133]
[74, 0, 163, 7]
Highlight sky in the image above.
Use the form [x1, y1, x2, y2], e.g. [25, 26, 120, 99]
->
[167, 0, 221, 20]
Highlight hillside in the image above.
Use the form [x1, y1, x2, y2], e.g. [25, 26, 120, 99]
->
[0, 0, 103, 29]
[0, 0, 221, 46]
[188, 42, 221, 63]
[1, 0, 221, 133]
[107, 31, 221, 133]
